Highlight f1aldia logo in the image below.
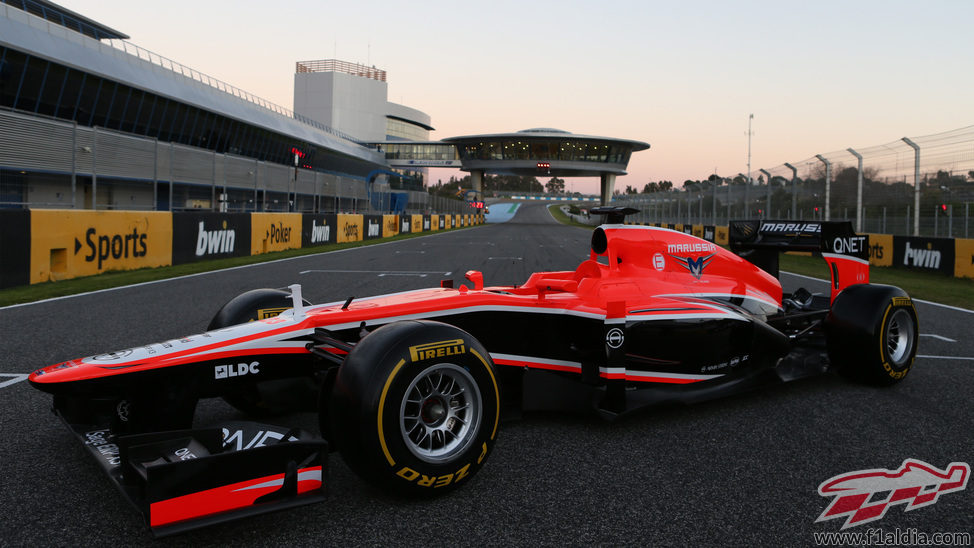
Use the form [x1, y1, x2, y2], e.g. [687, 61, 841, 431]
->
[816, 459, 969, 529]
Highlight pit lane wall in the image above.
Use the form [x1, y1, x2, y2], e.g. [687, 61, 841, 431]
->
[1, 210, 483, 288]
[640, 222, 974, 280]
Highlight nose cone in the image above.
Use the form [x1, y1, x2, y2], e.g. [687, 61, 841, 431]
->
[29, 359, 87, 388]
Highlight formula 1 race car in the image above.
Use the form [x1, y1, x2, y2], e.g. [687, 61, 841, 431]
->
[29, 208, 919, 535]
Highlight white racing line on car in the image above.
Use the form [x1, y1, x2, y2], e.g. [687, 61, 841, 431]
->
[0, 374, 29, 389]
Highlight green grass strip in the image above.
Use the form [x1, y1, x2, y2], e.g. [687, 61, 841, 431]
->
[779, 253, 974, 310]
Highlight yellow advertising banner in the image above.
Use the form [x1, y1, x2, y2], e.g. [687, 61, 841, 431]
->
[336, 214, 364, 243]
[251, 213, 302, 254]
[715, 226, 729, 246]
[430, 215, 440, 231]
[867, 233, 893, 267]
[382, 215, 399, 238]
[692, 225, 704, 238]
[955, 238, 974, 279]
[30, 209, 172, 284]
[411, 214, 424, 233]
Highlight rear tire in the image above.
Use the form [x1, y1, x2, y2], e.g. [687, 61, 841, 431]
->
[330, 320, 500, 496]
[825, 284, 918, 386]
[208, 288, 316, 416]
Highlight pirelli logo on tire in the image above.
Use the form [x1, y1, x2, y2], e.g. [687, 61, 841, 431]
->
[891, 297, 913, 308]
[408, 339, 466, 362]
[256, 307, 289, 320]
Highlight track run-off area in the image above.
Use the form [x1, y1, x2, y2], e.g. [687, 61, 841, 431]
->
[1, 203, 971, 545]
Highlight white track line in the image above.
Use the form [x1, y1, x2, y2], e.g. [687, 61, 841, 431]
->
[298, 269, 451, 276]
[781, 271, 974, 314]
[0, 228, 482, 312]
[0, 374, 29, 388]
[920, 334, 957, 342]
[917, 355, 974, 361]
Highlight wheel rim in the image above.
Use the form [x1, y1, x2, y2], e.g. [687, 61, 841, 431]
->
[886, 309, 915, 367]
[400, 363, 481, 463]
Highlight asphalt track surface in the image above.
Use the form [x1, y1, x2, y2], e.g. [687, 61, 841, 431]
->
[1, 203, 971, 546]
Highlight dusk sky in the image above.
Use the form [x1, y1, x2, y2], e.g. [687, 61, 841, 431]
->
[62, 0, 974, 194]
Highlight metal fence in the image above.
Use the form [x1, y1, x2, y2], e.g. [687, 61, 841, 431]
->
[0, 109, 467, 215]
[613, 125, 974, 238]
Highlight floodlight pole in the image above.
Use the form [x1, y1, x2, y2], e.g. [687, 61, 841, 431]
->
[712, 169, 717, 225]
[784, 162, 797, 219]
[902, 137, 920, 236]
[759, 169, 771, 218]
[847, 148, 864, 232]
[744, 114, 754, 219]
[815, 154, 832, 221]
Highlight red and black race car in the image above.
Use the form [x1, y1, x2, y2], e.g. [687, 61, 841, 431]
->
[29, 208, 919, 535]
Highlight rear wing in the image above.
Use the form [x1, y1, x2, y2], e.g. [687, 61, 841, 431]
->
[729, 220, 869, 301]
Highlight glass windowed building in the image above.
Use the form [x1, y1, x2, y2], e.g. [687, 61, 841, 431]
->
[0, 0, 444, 213]
[0, 1, 648, 211]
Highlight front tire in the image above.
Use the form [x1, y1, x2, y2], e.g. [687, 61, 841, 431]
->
[209, 288, 316, 416]
[330, 320, 500, 496]
[825, 284, 919, 385]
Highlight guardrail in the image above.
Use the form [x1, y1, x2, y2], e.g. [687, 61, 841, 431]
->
[0, 210, 483, 289]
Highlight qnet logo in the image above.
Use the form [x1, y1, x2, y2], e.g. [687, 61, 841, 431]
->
[816, 459, 969, 529]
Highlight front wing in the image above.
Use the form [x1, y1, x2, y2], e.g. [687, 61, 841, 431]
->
[62, 412, 327, 537]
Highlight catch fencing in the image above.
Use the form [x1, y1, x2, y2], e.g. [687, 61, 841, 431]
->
[613, 125, 974, 238]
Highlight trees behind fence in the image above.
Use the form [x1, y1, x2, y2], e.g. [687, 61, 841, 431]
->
[614, 125, 974, 238]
